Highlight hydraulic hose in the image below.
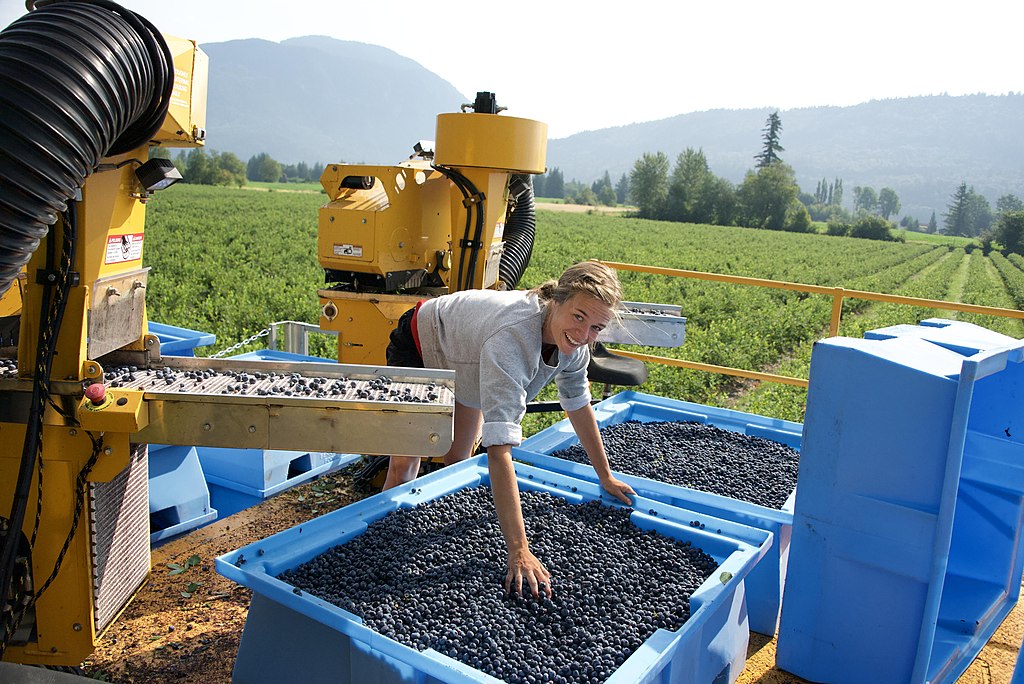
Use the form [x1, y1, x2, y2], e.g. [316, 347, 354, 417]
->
[0, 0, 174, 296]
[499, 174, 536, 289]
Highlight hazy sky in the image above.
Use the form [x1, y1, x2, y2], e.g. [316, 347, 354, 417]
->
[2, 0, 1021, 139]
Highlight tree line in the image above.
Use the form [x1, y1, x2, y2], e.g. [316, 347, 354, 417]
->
[153, 148, 326, 186]
[533, 112, 1024, 254]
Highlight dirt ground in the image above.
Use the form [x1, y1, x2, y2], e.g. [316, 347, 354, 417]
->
[78, 465, 1022, 683]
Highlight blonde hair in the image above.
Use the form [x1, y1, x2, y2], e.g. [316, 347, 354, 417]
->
[532, 261, 623, 309]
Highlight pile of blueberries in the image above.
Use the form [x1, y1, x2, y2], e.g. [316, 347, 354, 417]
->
[281, 486, 718, 684]
[0, 358, 16, 379]
[553, 420, 800, 509]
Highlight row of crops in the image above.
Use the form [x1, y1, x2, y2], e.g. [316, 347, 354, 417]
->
[143, 185, 1024, 429]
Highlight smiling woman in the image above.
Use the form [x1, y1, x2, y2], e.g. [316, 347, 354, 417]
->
[380, 261, 636, 598]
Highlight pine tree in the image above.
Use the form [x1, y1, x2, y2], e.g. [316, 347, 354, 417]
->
[754, 111, 784, 168]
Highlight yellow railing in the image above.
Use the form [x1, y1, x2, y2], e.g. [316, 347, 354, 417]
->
[599, 260, 1024, 389]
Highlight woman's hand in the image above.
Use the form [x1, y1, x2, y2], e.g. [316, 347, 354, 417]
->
[505, 546, 552, 598]
[600, 475, 636, 505]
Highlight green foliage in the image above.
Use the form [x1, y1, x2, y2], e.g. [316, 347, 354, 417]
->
[754, 111, 784, 168]
[878, 187, 901, 220]
[850, 215, 900, 241]
[826, 219, 850, 237]
[628, 152, 669, 219]
[784, 201, 813, 233]
[536, 167, 564, 198]
[997, 194, 1024, 215]
[944, 182, 992, 237]
[995, 211, 1024, 255]
[247, 152, 283, 182]
[736, 163, 798, 230]
[182, 149, 247, 187]
[143, 187, 1022, 429]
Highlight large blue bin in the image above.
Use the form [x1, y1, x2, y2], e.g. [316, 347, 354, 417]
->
[201, 449, 361, 518]
[216, 456, 772, 684]
[515, 391, 801, 635]
[148, 444, 217, 544]
[776, 321, 1024, 684]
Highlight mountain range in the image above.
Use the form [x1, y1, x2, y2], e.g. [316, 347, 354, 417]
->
[201, 36, 1023, 220]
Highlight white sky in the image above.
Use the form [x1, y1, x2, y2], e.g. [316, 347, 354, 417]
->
[2, 0, 1022, 139]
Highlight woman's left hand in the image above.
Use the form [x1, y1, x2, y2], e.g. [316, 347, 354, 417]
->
[600, 476, 635, 505]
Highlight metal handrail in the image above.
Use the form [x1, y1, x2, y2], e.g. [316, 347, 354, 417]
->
[597, 260, 1024, 389]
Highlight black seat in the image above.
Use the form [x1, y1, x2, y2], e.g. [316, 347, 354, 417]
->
[587, 342, 648, 399]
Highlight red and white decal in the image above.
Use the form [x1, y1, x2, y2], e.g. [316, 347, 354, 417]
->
[105, 233, 144, 264]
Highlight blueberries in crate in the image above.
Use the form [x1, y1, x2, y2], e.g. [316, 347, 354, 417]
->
[553, 420, 800, 509]
[280, 486, 717, 684]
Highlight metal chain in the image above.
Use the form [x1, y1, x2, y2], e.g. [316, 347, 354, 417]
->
[208, 327, 271, 359]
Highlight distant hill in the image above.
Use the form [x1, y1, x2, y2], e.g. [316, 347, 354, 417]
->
[547, 94, 1024, 220]
[202, 36, 467, 165]
[200, 37, 1021, 219]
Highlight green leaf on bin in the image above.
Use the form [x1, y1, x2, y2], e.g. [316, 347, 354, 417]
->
[719, 571, 734, 584]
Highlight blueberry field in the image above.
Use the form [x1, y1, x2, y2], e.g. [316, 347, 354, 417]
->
[143, 185, 1024, 428]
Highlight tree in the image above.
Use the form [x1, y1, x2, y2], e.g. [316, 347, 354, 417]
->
[247, 152, 282, 183]
[995, 211, 1024, 255]
[666, 148, 711, 222]
[853, 186, 877, 214]
[927, 211, 938, 234]
[754, 111, 784, 168]
[944, 182, 992, 237]
[966, 191, 993, 233]
[592, 171, 616, 206]
[615, 173, 629, 205]
[629, 152, 669, 219]
[736, 162, 798, 230]
[850, 215, 899, 241]
[997, 194, 1024, 215]
[546, 167, 564, 199]
[532, 172, 546, 198]
[877, 187, 901, 219]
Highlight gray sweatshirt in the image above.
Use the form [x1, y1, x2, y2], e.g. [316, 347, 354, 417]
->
[416, 289, 592, 447]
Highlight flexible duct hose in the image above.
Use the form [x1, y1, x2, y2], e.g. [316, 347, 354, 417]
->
[0, 0, 174, 296]
[499, 173, 536, 289]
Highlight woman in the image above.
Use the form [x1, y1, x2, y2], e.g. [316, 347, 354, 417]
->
[383, 261, 636, 598]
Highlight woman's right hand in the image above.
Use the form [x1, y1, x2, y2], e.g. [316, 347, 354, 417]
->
[505, 546, 552, 598]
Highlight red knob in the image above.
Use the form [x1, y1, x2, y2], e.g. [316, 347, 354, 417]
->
[85, 383, 106, 405]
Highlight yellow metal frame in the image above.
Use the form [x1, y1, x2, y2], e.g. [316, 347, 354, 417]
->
[598, 260, 1024, 389]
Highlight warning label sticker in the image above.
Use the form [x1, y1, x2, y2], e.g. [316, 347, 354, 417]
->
[333, 244, 363, 257]
[106, 233, 144, 264]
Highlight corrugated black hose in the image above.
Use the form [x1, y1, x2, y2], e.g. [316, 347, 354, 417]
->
[498, 173, 536, 289]
[0, 0, 174, 653]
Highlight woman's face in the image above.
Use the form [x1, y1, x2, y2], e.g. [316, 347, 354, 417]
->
[544, 293, 614, 356]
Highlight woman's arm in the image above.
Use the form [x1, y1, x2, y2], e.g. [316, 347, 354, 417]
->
[566, 402, 635, 505]
[487, 443, 552, 597]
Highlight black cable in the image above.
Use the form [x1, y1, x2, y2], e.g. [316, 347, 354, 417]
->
[430, 164, 484, 291]
[0, 202, 76, 656]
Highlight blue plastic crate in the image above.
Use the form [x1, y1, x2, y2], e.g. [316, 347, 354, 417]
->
[776, 323, 1024, 684]
[148, 444, 217, 544]
[149, 321, 216, 357]
[201, 450, 362, 518]
[230, 349, 333, 363]
[216, 456, 772, 684]
[516, 390, 801, 635]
